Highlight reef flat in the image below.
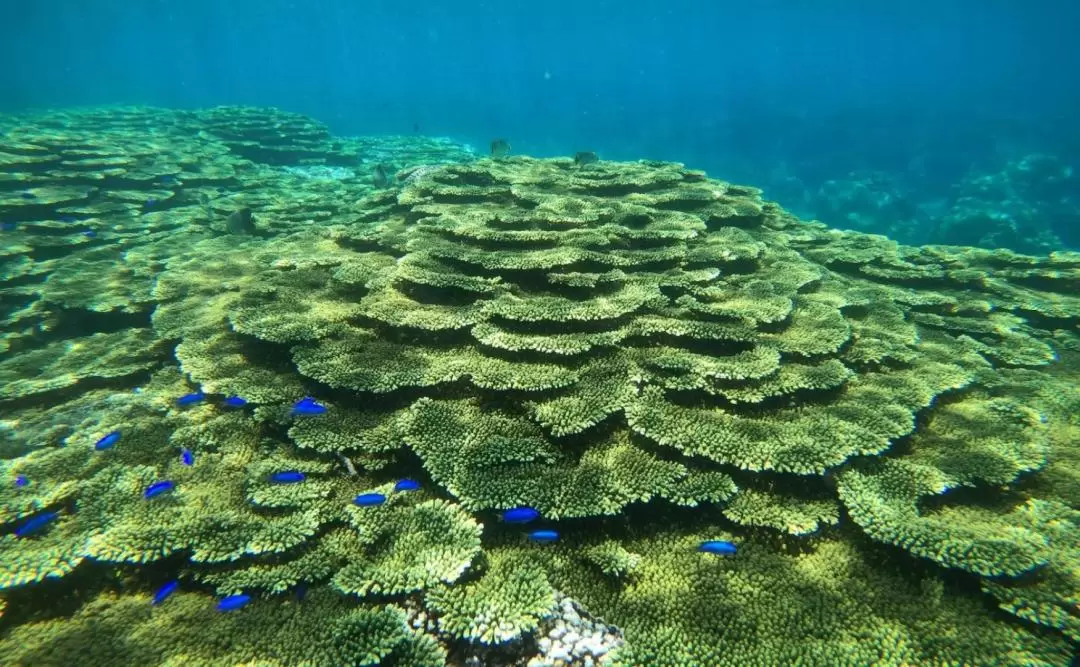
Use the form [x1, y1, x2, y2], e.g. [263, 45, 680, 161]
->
[0, 106, 1077, 666]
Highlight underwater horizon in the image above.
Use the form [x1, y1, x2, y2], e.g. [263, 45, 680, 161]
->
[1, 2, 1079, 666]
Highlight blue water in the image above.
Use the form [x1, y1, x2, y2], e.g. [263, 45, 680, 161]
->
[4, 0, 1078, 248]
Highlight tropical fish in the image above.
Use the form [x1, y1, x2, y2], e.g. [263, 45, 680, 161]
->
[59, 215, 77, 222]
[95, 431, 121, 450]
[144, 480, 175, 499]
[573, 151, 599, 166]
[15, 511, 58, 537]
[152, 580, 179, 606]
[269, 471, 305, 484]
[225, 208, 256, 235]
[15, 474, 28, 487]
[217, 594, 251, 612]
[490, 138, 511, 157]
[354, 493, 387, 507]
[82, 229, 96, 238]
[527, 529, 559, 543]
[21, 191, 35, 199]
[501, 506, 540, 524]
[291, 397, 327, 416]
[223, 395, 248, 408]
[372, 163, 392, 188]
[159, 175, 178, 185]
[180, 448, 194, 466]
[1, 222, 15, 231]
[144, 198, 157, 208]
[698, 540, 737, 556]
[176, 391, 205, 407]
[393, 479, 420, 492]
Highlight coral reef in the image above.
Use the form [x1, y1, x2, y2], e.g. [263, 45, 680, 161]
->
[1, 106, 1078, 666]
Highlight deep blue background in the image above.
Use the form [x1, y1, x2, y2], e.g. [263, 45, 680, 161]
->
[2, 0, 1078, 193]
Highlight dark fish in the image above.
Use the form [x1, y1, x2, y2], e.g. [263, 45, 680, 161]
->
[573, 151, 599, 166]
[95, 431, 121, 450]
[21, 191, 35, 199]
[217, 594, 251, 612]
[698, 540, 737, 556]
[15, 511, 58, 537]
[501, 506, 540, 524]
[176, 391, 205, 407]
[59, 215, 77, 223]
[225, 208, 256, 235]
[269, 471, 305, 484]
[372, 163, 391, 188]
[15, 474, 29, 487]
[160, 175, 178, 185]
[413, 122, 420, 133]
[527, 529, 559, 543]
[82, 229, 96, 238]
[152, 580, 179, 605]
[295, 583, 308, 602]
[291, 397, 327, 416]
[1, 222, 15, 231]
[490, 139, 511, 157]
[354, 492, 386, 507]
[180, 448, 194, 466]
[216, 187, 227, 194]
[393, 479, 420, 492]
[144, 198, 156, 208]
[144, 480, 175, 499]
[224, 395, 248, 408]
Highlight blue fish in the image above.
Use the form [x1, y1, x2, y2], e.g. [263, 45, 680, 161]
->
[180, 448, 194, 466]
[15, 511, 58, 538]
[698, 540, 737, 556]
[217, 594, 251, 612]
[501, 506, 540, 524]
[176, 391, 205, 406]
[353, 493, 386, 507]
[1, 222, 15, 231]
[95, 431, 121, 450]
[82, 229, 96, 238]
[152, 580, 179, 605]
[15, 474, 28, 487]
[144, 198, 156, 207]
[21, 192, 35, 199]
[144, 480, 175, 499]
[291, 397, 327, 416]
[223, 395, 248, 408]
[527, 529, 559, 543]
[393, 479, 420, 492]
[270, 471, 305, 484]
[59, 215, 77, 223]
[160, 175, 177, 185]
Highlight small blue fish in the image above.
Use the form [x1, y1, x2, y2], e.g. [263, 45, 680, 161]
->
[180, 448, 194, 466]
[217, 594, 251, 612]
[95, 431, 121, 450]
[144, 198, 156, 207]
[270, 471, 305, 484]
[501, 507, 540, 524]
[21, 192, 35, 199]
[393, 479, 420, 492]
[144, 480, 175, 499]
[160, 175, 177, 185]
[15, 511, 58, 537]
[527, 529, 559, 543]
[15, 474, 29, 487]
[176, 391, 205, 407]
[59, 215, 77, 223]
[698, 540, 737, 556]
[354, 493, 386, 507]
[1, 222, 16, 231]
[291, 397, 327, 416]
[152, 580, 179, 606]
[82, 229, 96, 238]
[223, 395, 248, 408]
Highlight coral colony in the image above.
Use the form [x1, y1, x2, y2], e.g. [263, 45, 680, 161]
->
[0, 106, 1076, 665]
